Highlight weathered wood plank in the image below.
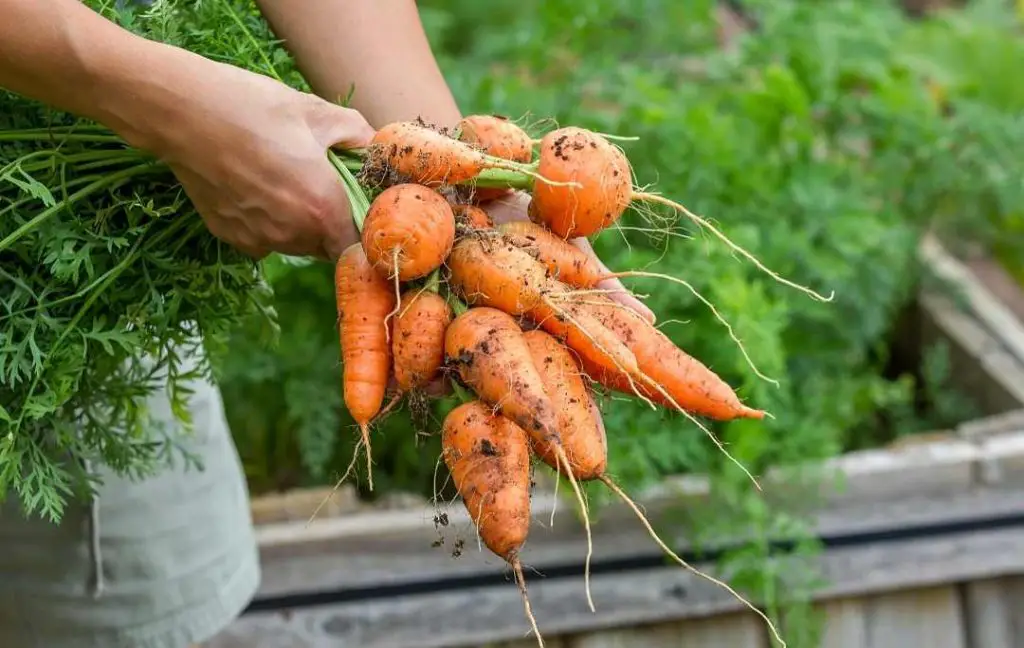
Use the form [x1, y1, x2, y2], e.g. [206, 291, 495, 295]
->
[565, 614, 766, 648]
[213, 518, 1024, 648]
[963, 576, 1024, 648]
[818, 598, 866, 648]
[863, 586, 964, 648]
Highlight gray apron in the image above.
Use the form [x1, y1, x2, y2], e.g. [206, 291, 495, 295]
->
[0, 352, 260, 648]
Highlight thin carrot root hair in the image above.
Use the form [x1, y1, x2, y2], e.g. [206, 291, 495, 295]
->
[541, 296, 762, 491]
[595, 270, 780, 387]
[383, 248, 402, 339]
[306, 430, 371, 526]
[512, 557, 545, 648]
[597, 475, 786, 648]
[631, 190, 835, 303]
[552, 444, 595, 614]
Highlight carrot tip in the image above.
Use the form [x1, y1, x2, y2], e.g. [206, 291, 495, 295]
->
[359, 422, 375, 492]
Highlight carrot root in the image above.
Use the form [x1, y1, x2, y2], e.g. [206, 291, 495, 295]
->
[598, 475, 786, 648]
[632, 191, 834, 304]
[512, 558, 545, 648]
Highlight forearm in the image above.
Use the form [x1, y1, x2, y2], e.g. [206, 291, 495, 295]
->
[255, 0, 462, 130]
[0, 0, 215, 152]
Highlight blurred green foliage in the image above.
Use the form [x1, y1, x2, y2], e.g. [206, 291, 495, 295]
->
[220, 0, 1023, 502]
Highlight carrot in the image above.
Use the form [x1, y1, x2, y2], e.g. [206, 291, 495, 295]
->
[529, 126, 632, 239]
[576, 293, 764, 421]
[444, 306, 597, 611]
[392, 287, 452, 392]
[362, 120, 555, 189]
[522, 329, 606, 480]
[527, 126, 833, 304]
[446, 232, 550, 315]
[441, 400, 543, 647]
[499, 220, 605, 288]
[522, 333, 787, 648]
[361, 183, 456, 282]
[457, 115, 534, 202]
[453, 203, 494, 231]
[335, 242, 397, 491]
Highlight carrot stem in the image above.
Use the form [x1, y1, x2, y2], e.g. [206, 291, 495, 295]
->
[425, 269, 441, 293]
[329, 150, 371, 232]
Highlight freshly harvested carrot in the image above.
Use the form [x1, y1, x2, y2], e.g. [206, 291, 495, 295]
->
[335, 243, 397, 491]
[526, 126, 833, 304]
[523, 337, 787, 648]
[444, 306, 598, 610]
[361, 183, 455, 282]
[457, 114, 534, 164]
[529, 127, 632, 239]
[446, 233, 550, 315]
[523, 329, 606, 480]
[441, 400, 543, 647]
[392, 288, 453, 392]
[453, 203, 494, 231]
[499, 220, 605, 287]
[577, 293, 764, 421]
[457, 115, 534, 202]
[363, 120, 549, 189]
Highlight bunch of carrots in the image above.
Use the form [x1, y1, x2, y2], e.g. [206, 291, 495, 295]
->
[329, 115, 831, 647]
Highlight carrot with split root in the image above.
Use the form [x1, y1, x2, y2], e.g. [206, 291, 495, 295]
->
[444, 307, 597, 611]
[441, 401, 543, 647]
[523, 331, 787, 648]
[528, 126, 833, 303]
[335, 243, 396, 491]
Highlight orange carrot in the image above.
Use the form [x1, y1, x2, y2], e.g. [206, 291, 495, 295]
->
[577, 293, 763, 421]
[522, 334, 787, 648]
[441, 400, 543, 647]
[529, 127, 632, 239]
[453, 203, 494, 231]
[335, 243, 397, 491]
[444, 305, 598, 610]
[523, 329, 606, 480]
[363, 120, 546, 189]
[392, 288, 453, 392]
[500, 220, 605, 287]
[361, 183, 455, 282]
[457, 115, 534, 202]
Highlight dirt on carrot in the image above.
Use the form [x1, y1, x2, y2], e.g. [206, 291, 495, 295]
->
[362, 183, 456, 282]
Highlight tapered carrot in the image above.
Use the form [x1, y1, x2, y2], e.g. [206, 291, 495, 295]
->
[523, 331, 787, 648]
[392, 287, 453, 392]
[499, 220, 605, 287]
[442, 400, 543, 647]
[335, 243, 397, 491]
[444, 306, 598, 610]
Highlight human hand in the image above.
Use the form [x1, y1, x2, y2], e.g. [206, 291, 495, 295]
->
[480, 191, 656, 323]
[131, 57, 375, 261]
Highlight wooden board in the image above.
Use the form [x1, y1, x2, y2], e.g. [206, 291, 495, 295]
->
[820, 586, 965, 648]
[963, 576, 1024, 648]
[565, 614, 766, 648]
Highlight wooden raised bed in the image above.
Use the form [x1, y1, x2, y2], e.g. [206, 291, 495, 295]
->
[203, 238, 1024, 648]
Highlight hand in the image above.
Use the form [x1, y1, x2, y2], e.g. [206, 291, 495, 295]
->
[136, 58, 375, 260]
[481, 191, 657, 324]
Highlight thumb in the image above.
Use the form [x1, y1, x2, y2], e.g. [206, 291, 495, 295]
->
[309, 101, 377, 151]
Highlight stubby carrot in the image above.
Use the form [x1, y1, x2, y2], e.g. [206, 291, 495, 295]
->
[335, 243, 397, 491]
[392, 288, 453, 392]
[529, 127, 632, 239]
[361, 183, 455, 282]
[441, 400, 543, 647]
[453, 203, 494, 232]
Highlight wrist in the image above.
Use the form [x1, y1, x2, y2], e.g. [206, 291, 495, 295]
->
[74, 27, 209, 156]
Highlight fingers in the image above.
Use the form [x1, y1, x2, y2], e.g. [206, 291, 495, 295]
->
[570, 237, 656, 324]
[479, 191, 531, 225]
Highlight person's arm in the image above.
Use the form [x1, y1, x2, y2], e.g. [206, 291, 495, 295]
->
[253, 0, 462, 129]
[0, 0, 374, 261]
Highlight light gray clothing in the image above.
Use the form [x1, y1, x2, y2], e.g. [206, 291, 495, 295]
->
[0, 361, 260, 648]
